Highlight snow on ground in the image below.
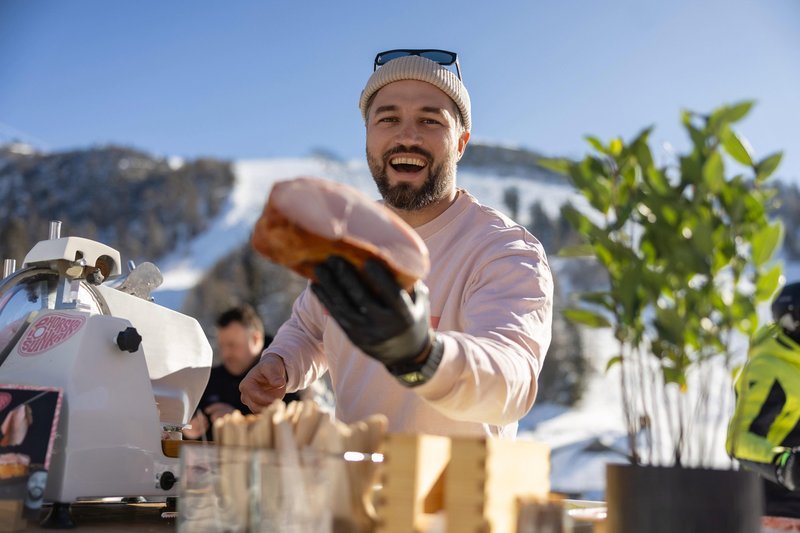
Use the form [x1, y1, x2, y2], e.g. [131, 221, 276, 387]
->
[520, 323, 747, 498]
[152, 159, 334, 308]
[520, 328, 629, 498]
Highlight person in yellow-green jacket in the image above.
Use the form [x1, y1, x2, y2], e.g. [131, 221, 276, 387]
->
[727, 282, 800, 518]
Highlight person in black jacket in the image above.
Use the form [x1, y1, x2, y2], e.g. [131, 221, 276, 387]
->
[183, 304, 299, 440]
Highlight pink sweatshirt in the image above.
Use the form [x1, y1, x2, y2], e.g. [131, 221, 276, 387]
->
[269, 189, 553, 438]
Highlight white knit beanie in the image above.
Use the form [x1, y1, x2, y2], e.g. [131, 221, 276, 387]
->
[359, 55, 471, 131]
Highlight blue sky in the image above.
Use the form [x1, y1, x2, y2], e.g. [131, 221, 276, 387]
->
[1, 0, 799, 183]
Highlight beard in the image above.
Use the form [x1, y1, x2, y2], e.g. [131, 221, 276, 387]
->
[367, 145, 457, 211]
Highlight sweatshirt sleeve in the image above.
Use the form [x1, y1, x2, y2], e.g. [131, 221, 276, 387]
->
[264, 285, 330, 393]
[415, 245, 553, 426]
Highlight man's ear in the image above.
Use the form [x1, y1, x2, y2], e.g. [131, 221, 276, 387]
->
[457, 131, 471, 161]
[249, 329, 264, 354]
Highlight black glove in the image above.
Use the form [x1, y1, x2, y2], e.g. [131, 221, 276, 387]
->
[775, 448, 800, 491]
[311, 255, 433, 368]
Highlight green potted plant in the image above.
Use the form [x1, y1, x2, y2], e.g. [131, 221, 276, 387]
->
[542, 101, 784, 533]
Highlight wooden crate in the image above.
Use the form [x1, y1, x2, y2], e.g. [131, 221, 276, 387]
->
[376, 433, 450, 533]
[376, 434, 550, 533]
[0, 500, 26, 532]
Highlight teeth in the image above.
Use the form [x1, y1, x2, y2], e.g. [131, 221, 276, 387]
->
[390, 157, 426, 167]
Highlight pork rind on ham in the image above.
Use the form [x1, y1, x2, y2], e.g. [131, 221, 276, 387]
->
[252, 177, 430, 290]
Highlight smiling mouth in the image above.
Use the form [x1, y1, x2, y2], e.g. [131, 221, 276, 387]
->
[389, 156, 428, 173]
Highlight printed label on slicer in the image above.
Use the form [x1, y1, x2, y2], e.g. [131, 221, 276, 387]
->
[19, 314, 86, 356]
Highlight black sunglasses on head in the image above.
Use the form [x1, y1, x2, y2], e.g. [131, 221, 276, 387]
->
[373, 49, 462, 80]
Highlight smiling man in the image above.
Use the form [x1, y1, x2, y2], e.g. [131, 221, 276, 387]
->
[240, 50, 553, 438]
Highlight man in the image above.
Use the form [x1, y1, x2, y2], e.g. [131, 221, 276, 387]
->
[184, 304, 299, 440]
[24, 469, 48, 514]
[727, 282, 800, 518]
[240, 49, 553, 438]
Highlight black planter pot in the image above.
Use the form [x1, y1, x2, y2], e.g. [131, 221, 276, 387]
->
[605, 464, 763, 533]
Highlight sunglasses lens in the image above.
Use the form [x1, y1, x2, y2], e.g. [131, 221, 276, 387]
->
[373, 49, 461, 80]
[375, 50, 411, 66]
[375, 50, 456, 67]
[419, 51, 456, 65]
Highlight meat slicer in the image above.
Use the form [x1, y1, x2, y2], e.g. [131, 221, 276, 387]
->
[0, 222, 212, 518]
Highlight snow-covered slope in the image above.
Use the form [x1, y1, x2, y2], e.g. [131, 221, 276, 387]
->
[152, 158, 579, 309]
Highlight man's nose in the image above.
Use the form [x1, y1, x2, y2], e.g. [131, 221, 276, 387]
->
[394, 120, 422, 145]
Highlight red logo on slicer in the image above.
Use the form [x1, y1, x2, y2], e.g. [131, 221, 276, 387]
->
[18, 314, 86, 356]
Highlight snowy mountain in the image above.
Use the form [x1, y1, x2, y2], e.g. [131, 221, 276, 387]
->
[151, 157, 580, 309]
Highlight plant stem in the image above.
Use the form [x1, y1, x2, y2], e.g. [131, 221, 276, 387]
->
[620, 345, 639, 464]
[636, 345, 654, 464]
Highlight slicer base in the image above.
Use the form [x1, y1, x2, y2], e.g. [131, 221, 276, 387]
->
[41, 502, 75, 529]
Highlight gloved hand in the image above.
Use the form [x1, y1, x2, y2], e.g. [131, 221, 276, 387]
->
[775, 448, 800, 491]
[311, 256, 433, 368]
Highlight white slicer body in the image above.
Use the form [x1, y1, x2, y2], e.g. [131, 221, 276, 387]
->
[0, 222, 212, 502]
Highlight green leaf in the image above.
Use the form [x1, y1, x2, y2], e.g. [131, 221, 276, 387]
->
[709, 101, 755, 133]
[751, 221, 784, 267]
[643, 166, 669, 195]
[688, 218, 715, 258]
[585, 135, 605, 154]
[562, 204, 598, 237]
[558, 244, 595, 257]
[606, 355, 622, 371]
[726, 100, 756, 123]
[686, 123, 706, 150]
[562, 307, 612, 328]
[755, 152, 783, 182]
[631, 127, 654, 170]
[663, 367, 688, 391]
[681, 109, 698, 128]
[580, 291, 614, 310]
[756, 263, 783, 302]
[702, 151, 724, 192]
[655, 306, 685, 345]
[721, 127, 753, 166]
[538, 157, 571, 175]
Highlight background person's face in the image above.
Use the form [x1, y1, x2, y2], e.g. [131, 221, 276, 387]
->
[216, 322, 261, 375]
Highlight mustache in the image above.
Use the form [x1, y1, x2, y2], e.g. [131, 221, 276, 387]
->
[382, 145, 433, 163]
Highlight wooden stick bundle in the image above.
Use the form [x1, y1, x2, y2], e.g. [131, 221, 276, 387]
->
[210, 400, 387, 533]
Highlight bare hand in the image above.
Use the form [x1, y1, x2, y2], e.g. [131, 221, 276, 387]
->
[182, 410, 209, 440]
[204, 402, 236, 423]
[239, 353, 288, 413]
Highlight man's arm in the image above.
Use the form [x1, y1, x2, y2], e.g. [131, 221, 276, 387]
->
[239, 287, 329, 412]
[413, 251, 552, 426]
[311, 249, 552, 427]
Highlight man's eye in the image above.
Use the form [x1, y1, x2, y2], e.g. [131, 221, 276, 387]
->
[422, 118, 442, 125]
[377, 116, 398, 123]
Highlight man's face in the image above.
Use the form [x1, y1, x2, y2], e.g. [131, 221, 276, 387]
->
[366, 80, 470, 211]
[217, 322, 262, 376]
[26, 470, 48, 508]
